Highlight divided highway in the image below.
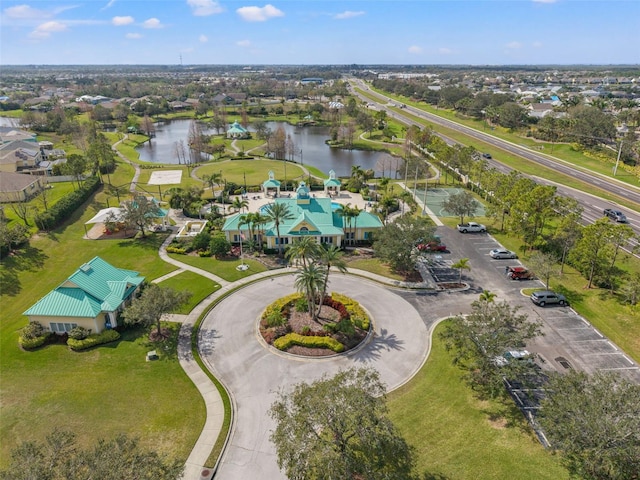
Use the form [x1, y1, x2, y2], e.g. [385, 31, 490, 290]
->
[349, 80, 640, 242]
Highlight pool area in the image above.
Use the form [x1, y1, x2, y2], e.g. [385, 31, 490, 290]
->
[260, 201, 342, 214]
[176, 220, 208, 238]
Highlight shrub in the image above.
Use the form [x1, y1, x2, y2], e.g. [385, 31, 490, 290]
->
[265, 310, 287, 328]
[198, 250, 212, 257]
[261, 293, 303, 321]
[166, 246, 187, 254]
[273, 333, 344, 353]
[34, 176, 100, 231]
[68, 329, 120, 351]
[331, 292, 370, 330]
[20, 321, 46, 340]
[68, 326, 90, 340]
[301, 326, 311, 335]
[19, 331, 53, 350]
[295, 297, 309, 313]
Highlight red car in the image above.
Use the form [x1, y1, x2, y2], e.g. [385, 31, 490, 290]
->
[417, 242, 448, 253]
[506, 266, 534, 280]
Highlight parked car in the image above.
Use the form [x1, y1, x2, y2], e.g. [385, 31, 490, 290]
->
[457, 222, 486, 233]
[490, 248, 517, 259]
[603, 208, 627, 223]
[482, 153, 492, 159]
[506, 266, 534, 280]
[493, 349, 532, 367]
[530, 290, 568, 307]
[417, 242, 448, 253]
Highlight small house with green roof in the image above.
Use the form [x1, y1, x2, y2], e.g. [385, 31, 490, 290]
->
[262, 170, 281, 197]
[222, 180, 383, 249]
[323, 170, 341, 197]
[23, 256, 145, 334]
[226, 120, 250, 139]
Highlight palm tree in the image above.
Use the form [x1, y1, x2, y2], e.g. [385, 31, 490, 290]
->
[478, 290, 496, 303]
[350, 206, 362, 246]
[452, 257, 471, 284]
[294, 263, 326, 321]
[318, 245, 348, 304]
[239, 214, 256, 252]
[231, 197, 249, 213]
[336, 203, 353, 246]
[285, 236, 320, 268]
[264, 202, 293, 257]
[202, 172, 222, 199]
[379, 196, 395, 225]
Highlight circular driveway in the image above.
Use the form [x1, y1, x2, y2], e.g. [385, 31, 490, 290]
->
[199, 274, 430, 480]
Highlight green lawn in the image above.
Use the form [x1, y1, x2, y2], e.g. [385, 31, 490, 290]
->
[388, 321, 569, 480]
[167, 253, 268, 282]
[346, 257, 405, 281]
[157, 270, 221, 314]
[0, 189, 208, 465]
[195, 158, 307, 188]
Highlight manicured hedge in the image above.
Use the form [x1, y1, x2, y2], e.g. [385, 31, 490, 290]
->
[261, 292, 303, 321]
[18, 332, 53, 350]
[273, 333, 344, 353]
[331, 292, 371, 330]
[67, 329, 120, 351]
[35, 176, 101, 230]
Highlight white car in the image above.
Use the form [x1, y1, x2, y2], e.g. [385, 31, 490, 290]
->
[490, 248, 517, 259]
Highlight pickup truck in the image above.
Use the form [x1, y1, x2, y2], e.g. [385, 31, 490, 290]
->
[457, 222, 486, 233]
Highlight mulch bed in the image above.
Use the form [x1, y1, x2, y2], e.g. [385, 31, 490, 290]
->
[260, 303, 368, 357]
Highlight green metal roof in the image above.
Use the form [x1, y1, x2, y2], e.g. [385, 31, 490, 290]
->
[223, 198, 382, 237]
[24, 287, 103, 318]
[323, 178, 341, 187]
[24, 256, 144, 318]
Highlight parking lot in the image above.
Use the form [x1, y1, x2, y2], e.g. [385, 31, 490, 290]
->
[423, 227, 640, 383]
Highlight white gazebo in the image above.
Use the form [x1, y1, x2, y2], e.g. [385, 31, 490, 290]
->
[323, 170, 341, 197]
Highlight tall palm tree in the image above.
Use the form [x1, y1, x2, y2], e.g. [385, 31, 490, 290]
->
[350, 206, 362, 246]
[202, 172, 222, 199]
[264, 202, 293, 257]
[294, 263, 327, 321]
[452, 257, 471, 284]
[231, 197, 249, 213]
[478, 289, 496, 303]
[336, 203, 353, 247]
[318, 245, 348, 303]
[285, 236, 320, 268]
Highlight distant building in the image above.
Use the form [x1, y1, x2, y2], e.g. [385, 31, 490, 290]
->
[226, 121, 250, 139]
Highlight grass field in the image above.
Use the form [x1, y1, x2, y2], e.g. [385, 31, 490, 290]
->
[388, 321, 569, 480]
[0, 187, 206, 465]
[166, 253, 268, 282]
[157, 270, 221, 314]
[195, 158, 308, 187]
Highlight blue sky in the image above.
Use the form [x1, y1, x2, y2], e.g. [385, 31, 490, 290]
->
[1, 0, 639, 65]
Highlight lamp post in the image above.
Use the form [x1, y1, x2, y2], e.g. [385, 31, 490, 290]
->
[613, 140, 623, 176]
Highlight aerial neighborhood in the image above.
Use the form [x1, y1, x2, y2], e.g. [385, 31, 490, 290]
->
[1, 62, 639, 479]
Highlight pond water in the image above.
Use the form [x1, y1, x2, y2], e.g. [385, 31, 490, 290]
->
[135, 119, 400, 178]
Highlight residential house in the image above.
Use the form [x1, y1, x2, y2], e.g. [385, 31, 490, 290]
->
[0, 171, 45, 202]
[0, 140, 45, 173]
[23, 256, 145, 334]
[0, 127, 38, 145]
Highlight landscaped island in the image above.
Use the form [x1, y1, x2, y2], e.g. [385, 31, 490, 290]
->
[260, 291, 371, 356]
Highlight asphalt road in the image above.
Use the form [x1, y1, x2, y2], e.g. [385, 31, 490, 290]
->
[349, 80, 640, 243]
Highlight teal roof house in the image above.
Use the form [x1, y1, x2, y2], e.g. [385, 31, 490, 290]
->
[24, 256, 145, 334]
[223, 180, 383, 249]
[226, 120, 250, 139]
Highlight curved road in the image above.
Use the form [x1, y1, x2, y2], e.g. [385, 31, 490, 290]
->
[199, 274, 437, 479]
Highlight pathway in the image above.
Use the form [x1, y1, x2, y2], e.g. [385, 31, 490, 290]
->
[154, 206, 437, 479]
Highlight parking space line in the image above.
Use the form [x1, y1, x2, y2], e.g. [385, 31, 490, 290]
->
[598, 366, 640, 371]
[583, 352, 625, 356]
[623, 355, 635, 365]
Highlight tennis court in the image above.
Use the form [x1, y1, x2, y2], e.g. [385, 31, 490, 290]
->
[413, 187, 485, 218]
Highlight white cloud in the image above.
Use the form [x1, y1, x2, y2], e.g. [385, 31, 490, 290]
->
[126, 32, 142, 39]
[112, 16, 134, 26]
[237, 39, 251, 47]
[4, 4, 46, 19]
[408, 45, 423, 54]
[142, 17, 163, 29]
[199, 34, 208, 42]
[187, 0, 223, 16]
[236, 4, 284, 22]
[439, 47, 453, 55]
[506, 41, 522, 49]
[532, 41, 543, 48]
[102, 0, 117, 9]
[334, 10, 365, 20]
[29, 21, 67, 39]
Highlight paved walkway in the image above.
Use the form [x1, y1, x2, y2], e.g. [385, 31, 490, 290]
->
[153, 208, 439, 479]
